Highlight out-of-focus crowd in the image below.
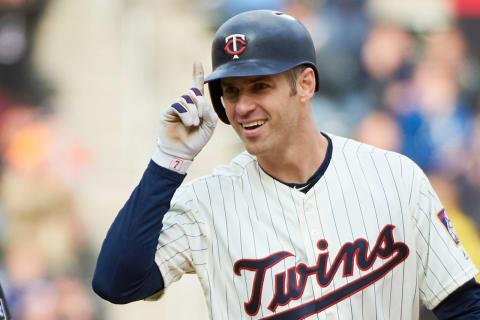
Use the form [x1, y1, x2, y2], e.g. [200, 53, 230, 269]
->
[0, 0, 97, 319]
[0, 0, 478, 319]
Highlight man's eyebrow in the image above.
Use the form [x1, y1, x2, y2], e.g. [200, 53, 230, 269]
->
[246, 76, 270, 83]
[221, 76, 270, 87]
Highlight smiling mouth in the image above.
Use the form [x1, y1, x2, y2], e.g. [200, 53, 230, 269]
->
[242, 120, 265, 130]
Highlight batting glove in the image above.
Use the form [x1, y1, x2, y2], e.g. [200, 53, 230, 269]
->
[153, 62, 219, 173]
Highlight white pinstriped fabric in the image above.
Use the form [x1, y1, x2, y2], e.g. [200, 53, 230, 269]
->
[153, 133, 478, 320]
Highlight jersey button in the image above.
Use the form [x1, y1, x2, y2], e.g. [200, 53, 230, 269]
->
[325, 312, 336, 320]
[312, 229, 321, 237]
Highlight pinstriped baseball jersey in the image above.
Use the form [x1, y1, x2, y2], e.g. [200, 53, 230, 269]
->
[153, 133, 478, 320]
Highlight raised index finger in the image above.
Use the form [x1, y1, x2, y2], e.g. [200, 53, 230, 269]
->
[192, 61, 204, 95]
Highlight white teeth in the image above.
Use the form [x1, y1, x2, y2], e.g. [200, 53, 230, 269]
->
[242, 120, 265, 128]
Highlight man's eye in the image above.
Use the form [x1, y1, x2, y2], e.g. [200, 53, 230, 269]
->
[223, 87, 239, 99]
[254, 83, 268, 90]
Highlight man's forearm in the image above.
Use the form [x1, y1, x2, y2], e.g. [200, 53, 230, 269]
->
[433, 278, 480, 319]
[92, 160, 185, 304]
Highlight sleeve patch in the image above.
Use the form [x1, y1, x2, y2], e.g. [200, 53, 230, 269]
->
[437, 209, 460, 245]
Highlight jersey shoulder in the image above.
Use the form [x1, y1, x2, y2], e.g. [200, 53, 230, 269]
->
[172, 151, 256, 209]
[211, 151, 257, 177]
[328, 132, 417, 169]
[328, 133, 428, 200]
[181, 151, 256, 189]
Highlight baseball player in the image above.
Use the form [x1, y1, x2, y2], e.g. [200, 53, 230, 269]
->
[92, 10, 480, 319]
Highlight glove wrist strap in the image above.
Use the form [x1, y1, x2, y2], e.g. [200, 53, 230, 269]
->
[152, 149, 192, 174]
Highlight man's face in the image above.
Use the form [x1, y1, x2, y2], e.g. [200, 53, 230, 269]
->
[220, 72, 302, 157]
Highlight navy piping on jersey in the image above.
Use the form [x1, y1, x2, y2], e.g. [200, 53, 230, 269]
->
[261, 132, 333, 194]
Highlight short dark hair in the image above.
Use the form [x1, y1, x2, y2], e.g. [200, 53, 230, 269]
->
[286, 65, 308, 95]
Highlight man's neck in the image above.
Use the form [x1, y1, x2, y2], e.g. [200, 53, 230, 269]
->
[257, 130, 329, 184]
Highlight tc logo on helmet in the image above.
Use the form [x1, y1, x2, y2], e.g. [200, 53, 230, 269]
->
[224, 34, 246, 59]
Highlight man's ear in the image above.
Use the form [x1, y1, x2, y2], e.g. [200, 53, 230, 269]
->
[297, 68, 316, 103]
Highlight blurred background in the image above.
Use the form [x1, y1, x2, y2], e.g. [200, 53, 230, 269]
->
[0, 0, 478, 319]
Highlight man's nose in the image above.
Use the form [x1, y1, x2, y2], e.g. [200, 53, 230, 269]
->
[235, 92, 256, 116]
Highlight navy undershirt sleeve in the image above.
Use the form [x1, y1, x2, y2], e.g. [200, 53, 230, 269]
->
[433, 278, 480, 319]
[92, 160, 185, 304]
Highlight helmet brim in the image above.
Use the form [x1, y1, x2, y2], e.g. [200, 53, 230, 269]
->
[205, 59, 316, 84]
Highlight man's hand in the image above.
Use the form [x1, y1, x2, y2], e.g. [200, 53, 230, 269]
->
[153, 62, 218, 173]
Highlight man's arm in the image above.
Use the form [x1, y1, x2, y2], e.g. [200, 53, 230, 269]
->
[406, 159, 479, 310]
[433, 278, 480, 319]
[92, 161, 185, 304]
[92, 62, 218, 304]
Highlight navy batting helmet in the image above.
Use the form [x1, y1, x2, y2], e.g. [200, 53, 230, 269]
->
[204, 10, 319, 124]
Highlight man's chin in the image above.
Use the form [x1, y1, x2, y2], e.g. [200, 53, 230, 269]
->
[240, 133, 269, 157]
[243, 143, 262, 156]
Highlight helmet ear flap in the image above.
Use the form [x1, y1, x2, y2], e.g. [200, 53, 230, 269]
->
[208, 80, 230, 124]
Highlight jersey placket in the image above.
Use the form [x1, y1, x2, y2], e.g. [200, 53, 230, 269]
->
[294, 188, 327, 316]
